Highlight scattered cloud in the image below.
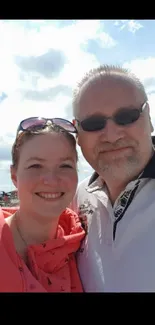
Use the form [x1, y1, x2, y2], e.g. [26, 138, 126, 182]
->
[114, 20, 143, 33]
[0, 92, 8, 103]
[15, 49, 67, 79]
[123, 57, 155, 133]
[0, 143, 12, 161]
[0, 160, 11, 171]
[127, 20, 143, 33]
[22, 85, 72, 101]
[123, 57, 155, 81]
[0, 19, 155, 191]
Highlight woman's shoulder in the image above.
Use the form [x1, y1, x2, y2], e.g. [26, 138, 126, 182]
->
[60, 207, 80, 225]
[1, 206, 19, 218]
[59, 208, 85, 236]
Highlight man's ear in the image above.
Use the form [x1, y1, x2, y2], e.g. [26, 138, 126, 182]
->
[150, 119, 154, 133]
[147, 103, 154, 133]
[149, 114, 154, 133]
[10, 165, 18, 188]
[76, 136, 81, 146]
[72, 119, 81, 146]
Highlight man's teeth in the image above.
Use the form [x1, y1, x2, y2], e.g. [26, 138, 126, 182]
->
[37, 192, 63, 199]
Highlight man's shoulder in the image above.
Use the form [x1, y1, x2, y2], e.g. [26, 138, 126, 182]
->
[78, 176, 91, 191]
[70, 176, 91, 213]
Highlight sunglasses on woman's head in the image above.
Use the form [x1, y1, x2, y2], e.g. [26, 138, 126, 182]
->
[74, 101, 148, 132]
[16, 117, 77, 135]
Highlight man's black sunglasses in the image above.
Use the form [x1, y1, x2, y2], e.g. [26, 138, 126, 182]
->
[74, 102, 148, 132]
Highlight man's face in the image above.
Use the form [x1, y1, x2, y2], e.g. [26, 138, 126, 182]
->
[74, 75, 153, 181]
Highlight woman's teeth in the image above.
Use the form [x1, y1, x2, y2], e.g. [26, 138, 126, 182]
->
[36, 192, 64, 199]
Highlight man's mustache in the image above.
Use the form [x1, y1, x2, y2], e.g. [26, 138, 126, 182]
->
[97, 139, 136, 152]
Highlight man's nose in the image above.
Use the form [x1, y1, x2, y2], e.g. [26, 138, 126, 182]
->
[99, 119, 125, 143]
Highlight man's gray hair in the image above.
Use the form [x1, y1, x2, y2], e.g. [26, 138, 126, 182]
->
[72, 64, 148, 116]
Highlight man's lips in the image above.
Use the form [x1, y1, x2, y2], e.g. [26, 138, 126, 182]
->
[100, 146, 132, 153]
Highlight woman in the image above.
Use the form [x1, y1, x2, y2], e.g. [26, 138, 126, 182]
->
[0, 117, 85, 292]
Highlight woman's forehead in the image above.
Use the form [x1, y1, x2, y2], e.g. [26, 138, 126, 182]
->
[19, 133, 74, 156]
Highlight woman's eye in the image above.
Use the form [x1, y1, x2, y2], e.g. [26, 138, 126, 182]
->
[28, 164, 42, 169]
[60, 164, 73, 169]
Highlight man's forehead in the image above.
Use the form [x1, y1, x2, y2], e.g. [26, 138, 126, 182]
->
[78, 75, 143, 108]
[82, 74, 139, 95]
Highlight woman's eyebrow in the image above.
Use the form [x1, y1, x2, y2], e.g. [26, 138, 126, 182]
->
[26, 157, 46, 163]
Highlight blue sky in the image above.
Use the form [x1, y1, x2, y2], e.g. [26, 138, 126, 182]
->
[0, 19, 155, 191]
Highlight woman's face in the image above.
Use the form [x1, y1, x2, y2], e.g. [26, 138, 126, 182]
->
[11, 132, 78, 220]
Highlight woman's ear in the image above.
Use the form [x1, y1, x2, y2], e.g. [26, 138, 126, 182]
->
[10, 165, 18, 188]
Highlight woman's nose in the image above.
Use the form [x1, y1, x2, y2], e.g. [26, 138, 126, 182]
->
[41, 172, 60, 185]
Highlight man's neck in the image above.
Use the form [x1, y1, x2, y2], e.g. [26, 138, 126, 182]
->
[105, 181, 130, 205]
[102, 167, 144, 205]
[100, 148, 154, 205]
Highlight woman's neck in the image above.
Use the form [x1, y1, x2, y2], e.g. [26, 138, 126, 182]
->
[14, 210, 60, 246]
[6, 209, 60, 258]
[5, 210, 60, 264]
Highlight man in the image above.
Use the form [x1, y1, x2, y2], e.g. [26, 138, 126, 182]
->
[71, 65, 155, 292]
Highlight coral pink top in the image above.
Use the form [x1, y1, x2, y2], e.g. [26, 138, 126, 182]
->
[0, 207, 85, 292]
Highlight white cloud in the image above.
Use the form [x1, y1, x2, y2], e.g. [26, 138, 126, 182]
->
[127, 20, 143, 33]
[98, 32, 117, 48]
[0, 20, 116, 89]
[0, 19, 116, 136]
[114, 20, 143, 33]
[123, 57, 155, 81]
[123, 57, 155, 133]
[0, 160, 11, 170]
[0, 93, 71, 138]
[0, 19, 116, 190]
[0, 19, 154, 192]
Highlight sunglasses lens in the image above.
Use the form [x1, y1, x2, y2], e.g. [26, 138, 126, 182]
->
[21, 118, 46, 130]
[53, 118, 76, 133]
[115, 109, 140, 125]
[81, 116, 106, 131]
